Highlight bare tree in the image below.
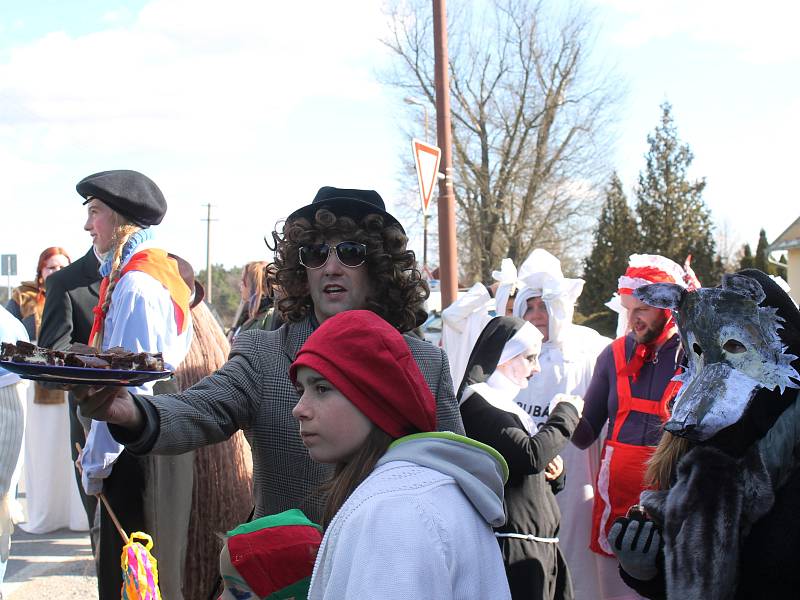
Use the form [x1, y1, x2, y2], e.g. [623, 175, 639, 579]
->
[382, 0, 618, 282]
[714, 218, 744, 274]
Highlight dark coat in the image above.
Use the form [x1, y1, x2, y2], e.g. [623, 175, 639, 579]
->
[621, 387, 800, 600]
[38, 247, 101, 349]
[461, 392, 579, 600]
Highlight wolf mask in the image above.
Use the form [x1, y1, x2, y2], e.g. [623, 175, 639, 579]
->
[635, 273, 800, 442]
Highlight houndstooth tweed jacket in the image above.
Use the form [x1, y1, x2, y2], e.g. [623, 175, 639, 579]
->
[122, 315, 463, 522]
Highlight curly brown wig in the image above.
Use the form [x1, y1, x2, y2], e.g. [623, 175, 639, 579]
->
[269, 208, 428, 332]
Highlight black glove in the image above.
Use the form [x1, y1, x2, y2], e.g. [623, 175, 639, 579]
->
[608, 516, 661, 581]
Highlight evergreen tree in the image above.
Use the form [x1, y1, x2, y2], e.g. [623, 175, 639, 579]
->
[636, 103, 721, 284]
[740, 243, 755, 270]
[754, 229, 776, 274]
[196, 264, 244, 327]
[779, 254, 788, 276]
[580, 173, 641, 315]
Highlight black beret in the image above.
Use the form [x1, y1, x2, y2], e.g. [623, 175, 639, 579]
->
[287, 186, 404, 233]
[76, 170, 167, 227]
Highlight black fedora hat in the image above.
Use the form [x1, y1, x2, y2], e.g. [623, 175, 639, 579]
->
[287, 186, 404, 234]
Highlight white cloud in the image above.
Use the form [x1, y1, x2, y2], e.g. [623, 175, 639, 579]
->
[0, 0, 403, 280]
[594, 0, 800, 64]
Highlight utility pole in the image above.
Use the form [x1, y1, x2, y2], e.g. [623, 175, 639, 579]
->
[432, 0, 458, 308]
[201, 204, 218, 304]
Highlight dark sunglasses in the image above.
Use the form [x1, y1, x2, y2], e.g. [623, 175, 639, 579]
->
[298, 241, 367, 269]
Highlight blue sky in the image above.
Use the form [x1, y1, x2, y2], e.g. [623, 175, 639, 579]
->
[0, 0, 796, 289]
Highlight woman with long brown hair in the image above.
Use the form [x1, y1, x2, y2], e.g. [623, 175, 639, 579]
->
[7, 247, 88, 534]
[227, 260, 280, 341]
[6, 246, 70, 342]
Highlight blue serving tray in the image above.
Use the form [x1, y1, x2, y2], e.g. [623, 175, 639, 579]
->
[0, 359, 172, 387]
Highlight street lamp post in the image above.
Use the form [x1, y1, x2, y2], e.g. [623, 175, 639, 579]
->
[404, 96, 430, 143]
[404, 96, 432, 273]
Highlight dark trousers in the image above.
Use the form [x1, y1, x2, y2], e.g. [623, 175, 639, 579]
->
[97, 451, 146, 600]
[95, 449, 194, 600]
[68, 393, 98, 552]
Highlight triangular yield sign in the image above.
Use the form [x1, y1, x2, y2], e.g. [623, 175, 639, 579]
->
[412, 139, 442, 215]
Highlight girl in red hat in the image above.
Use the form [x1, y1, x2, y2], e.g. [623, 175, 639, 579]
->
[289, 309, 511, 599]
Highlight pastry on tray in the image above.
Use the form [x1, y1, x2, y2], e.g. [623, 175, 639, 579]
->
[0, 341, 165, 372]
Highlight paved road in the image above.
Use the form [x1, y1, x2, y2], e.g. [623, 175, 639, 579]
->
[3, 527, 96, 599]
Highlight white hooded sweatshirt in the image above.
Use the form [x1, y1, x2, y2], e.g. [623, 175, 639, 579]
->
[308, 432, 511, 600]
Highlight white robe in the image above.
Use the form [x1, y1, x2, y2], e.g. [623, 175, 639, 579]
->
[441, 282, 493, 389]
[18, 386, 88, 534]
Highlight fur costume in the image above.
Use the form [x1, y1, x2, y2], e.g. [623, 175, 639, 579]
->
[176, 302, 253, 600]
[609, 270, 800, 600]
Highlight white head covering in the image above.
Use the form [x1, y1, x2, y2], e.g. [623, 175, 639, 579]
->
[441, 282, 494, 388]
[462, 319, 543, 435]
[491, 258, 521, 316]
[498, 320, 543, 365]
[512, 249, 584, 348]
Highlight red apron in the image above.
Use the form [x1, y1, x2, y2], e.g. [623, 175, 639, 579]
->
[589, 336, 681, 556]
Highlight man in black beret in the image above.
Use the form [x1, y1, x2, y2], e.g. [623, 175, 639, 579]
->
[76, 169, 167, 228]
[74, 169, 195, 600]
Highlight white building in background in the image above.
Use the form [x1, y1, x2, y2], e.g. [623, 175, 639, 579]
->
[768, 215, 800, 305]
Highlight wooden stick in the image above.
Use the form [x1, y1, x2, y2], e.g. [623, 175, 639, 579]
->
[75, 442, 129, 545]
[98, 492, 130, 545]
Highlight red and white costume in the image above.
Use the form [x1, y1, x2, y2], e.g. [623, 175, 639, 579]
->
[572, 254, 688, 600]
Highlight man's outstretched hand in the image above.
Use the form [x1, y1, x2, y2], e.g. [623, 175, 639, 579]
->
[71, 385, 143, 430]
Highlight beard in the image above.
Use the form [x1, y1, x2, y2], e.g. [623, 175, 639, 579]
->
[634, 312, 669, 344]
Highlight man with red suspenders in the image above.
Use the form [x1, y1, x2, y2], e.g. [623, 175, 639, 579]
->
[571, 254, 693, 600]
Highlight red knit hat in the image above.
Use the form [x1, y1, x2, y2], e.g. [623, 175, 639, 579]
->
[618, 254, 687, 296]
[289, 310, 436, 438]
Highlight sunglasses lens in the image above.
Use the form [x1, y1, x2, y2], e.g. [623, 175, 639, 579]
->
[336, 242, 366, 267]
[299, 244, 330, 268]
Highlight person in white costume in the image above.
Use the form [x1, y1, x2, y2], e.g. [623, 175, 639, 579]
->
[492, 258, 523, 317]
[512, 249, 611, 600]
[441, 282, 494, 388]
[442, 259, 525, 388]
[10, 248, 88, 536]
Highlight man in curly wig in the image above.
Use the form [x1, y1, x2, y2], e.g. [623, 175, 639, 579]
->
[75, 186, 464, 524]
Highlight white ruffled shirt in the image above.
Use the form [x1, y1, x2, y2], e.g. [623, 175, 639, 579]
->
[81, 239, 192, 495]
